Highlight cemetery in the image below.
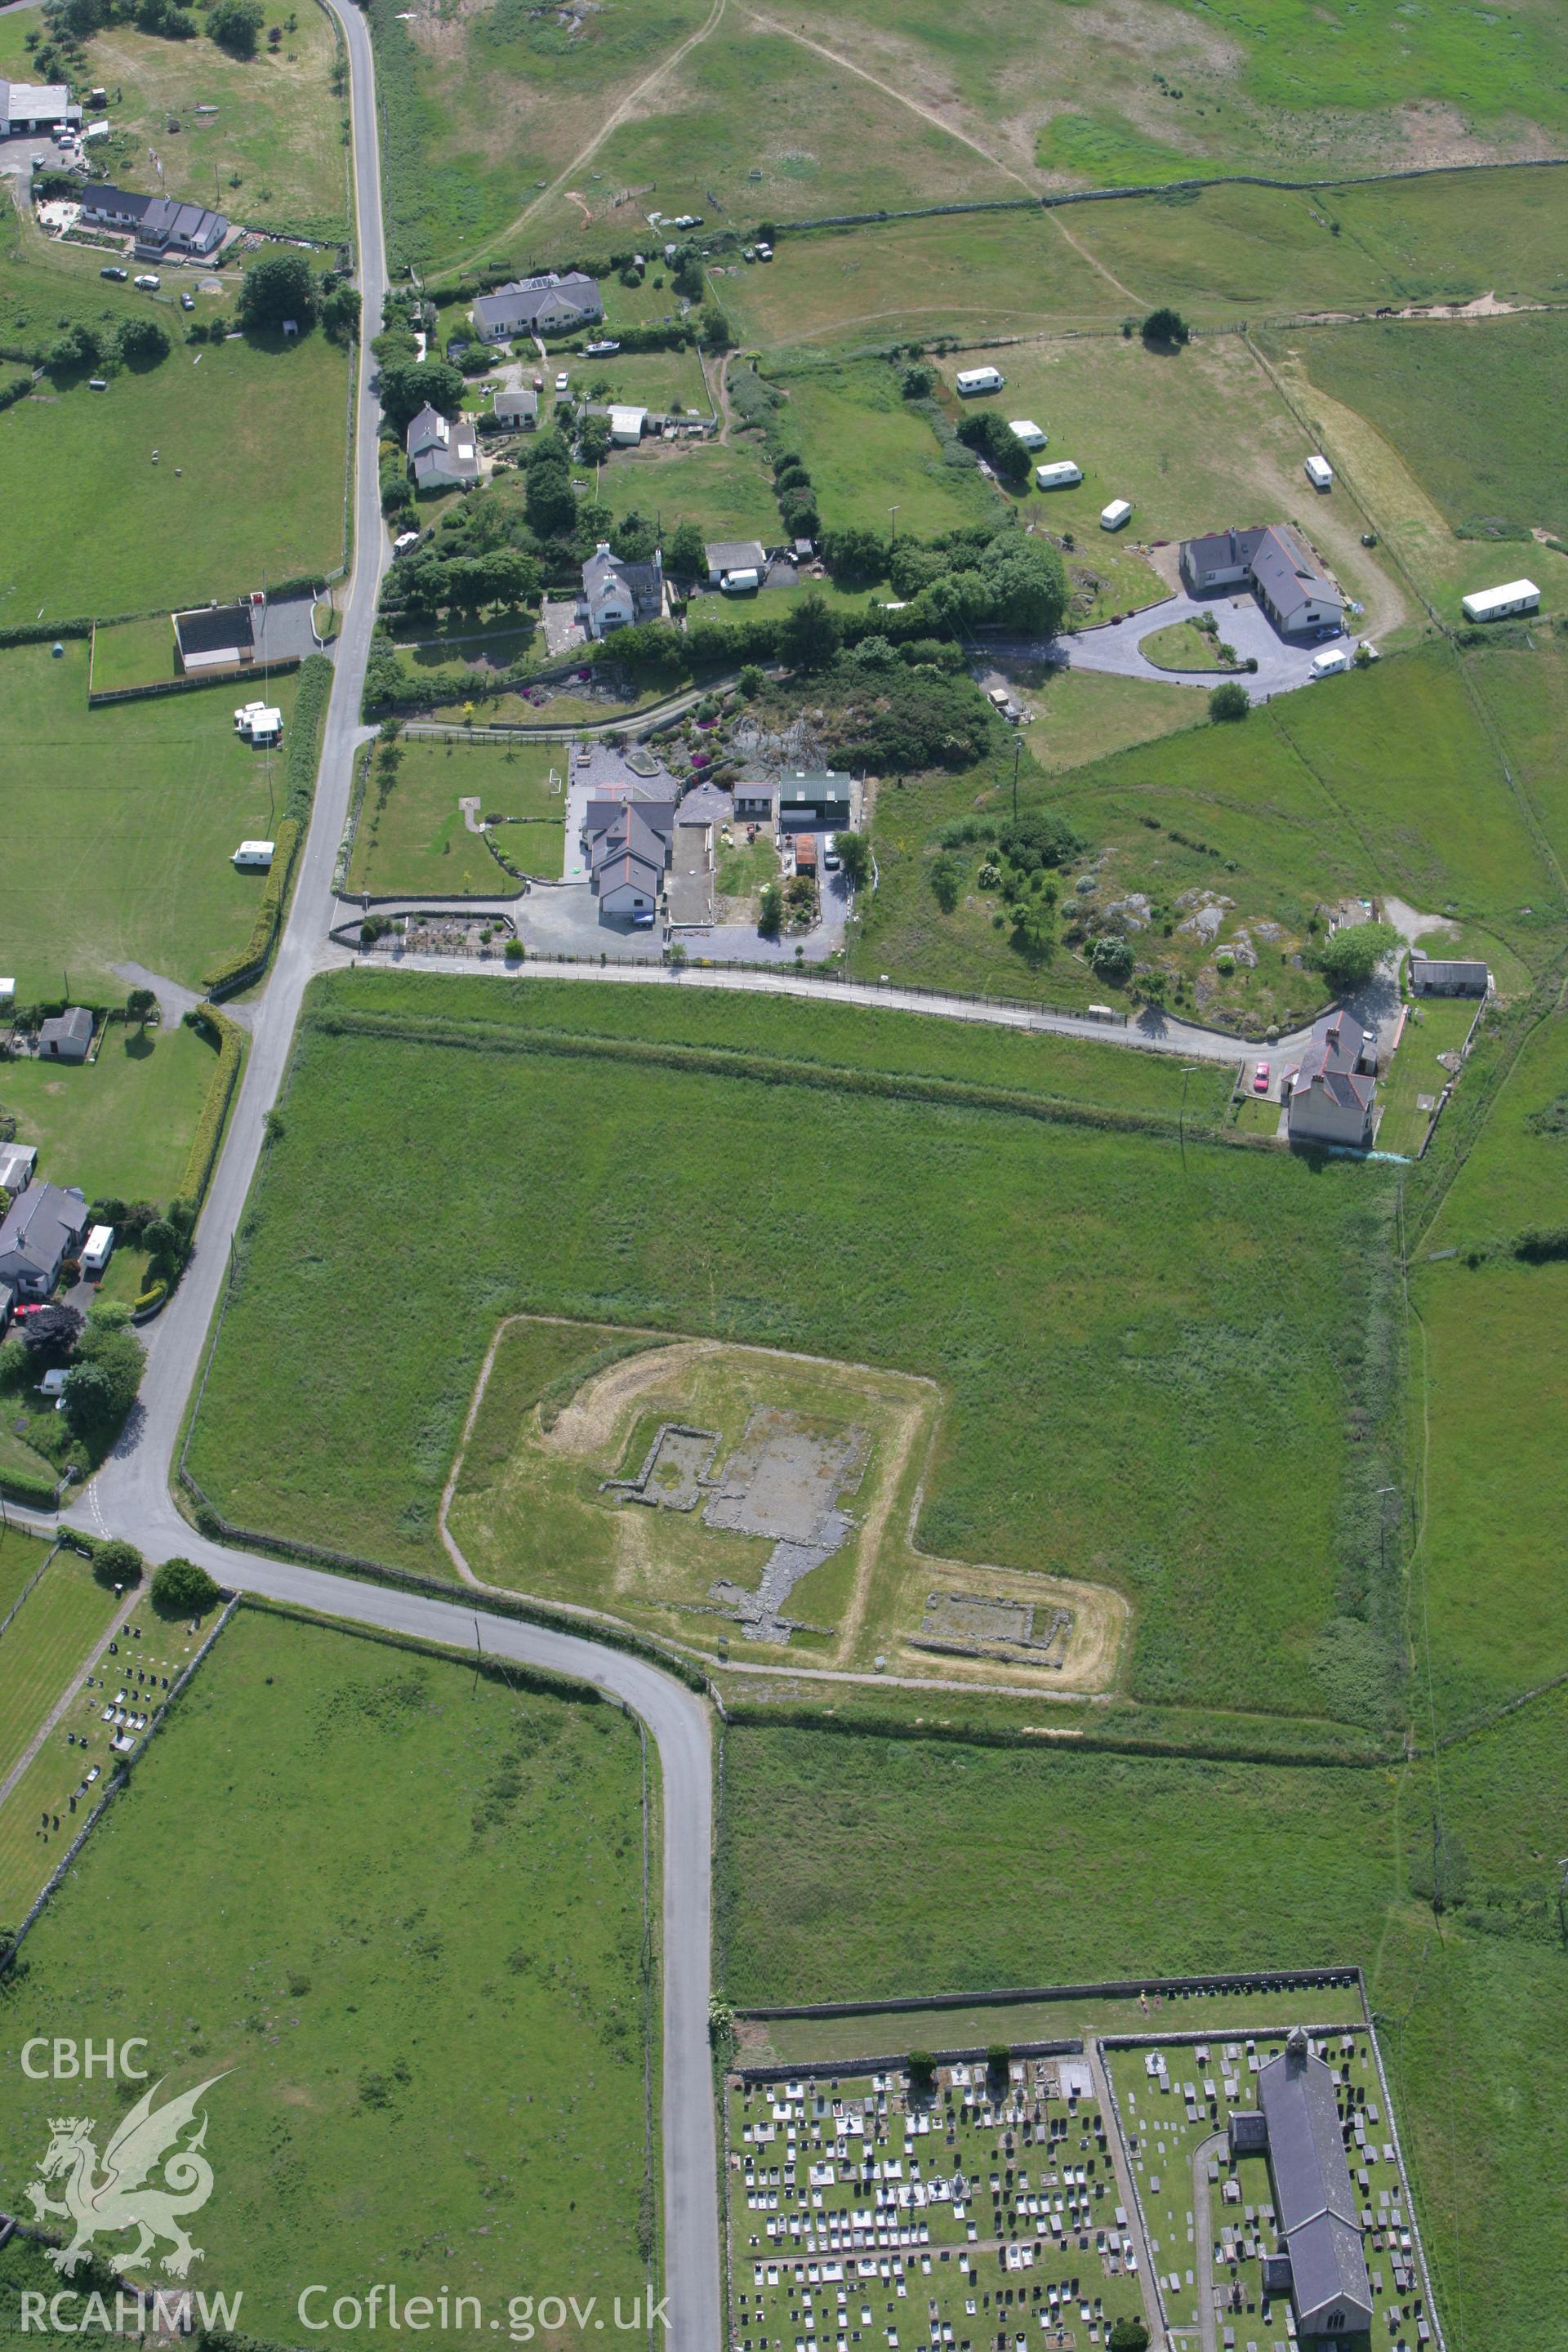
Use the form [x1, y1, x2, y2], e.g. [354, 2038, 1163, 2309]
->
[446, 1317, 1127, 1688]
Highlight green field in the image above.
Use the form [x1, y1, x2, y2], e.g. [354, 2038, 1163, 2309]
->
[347, 737, 567, 895]
[188, 969, 1396, 1726]
[1138, 619, 1232, 673]
[0, 644, 301, 1003]
[774, 363, 996, 539]
[0, 234, 346, 621]
[0, 1605, 652, 2341]
[596, 439, 781, 543]
[0, 1020, 220, 1205]
[0, 1548, 119, 1791]
[82, 2, 350, 243]
[1374, 995, 1477, 1160]
[1260, 312, 1568, 550]
[852, 643, 1565, 1027]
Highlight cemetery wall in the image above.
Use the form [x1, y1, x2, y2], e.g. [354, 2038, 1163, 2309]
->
[738, 1965, 1365, 2024]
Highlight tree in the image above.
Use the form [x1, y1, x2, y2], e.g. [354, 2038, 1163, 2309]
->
[611, 510, 657, 564]
[1209, 679, 1250, 723]
[835, 831, 871, 889]
[779, 591, 841, 675]
[321, 283, 361, 343]
[955, 409, 1031, 487]
[999, 806, 1083, 872]
[822, 528, 886, 586]
[900, 362, 934, 399]
[758, 883, 783, 939]
[1089, 933, 1134, 982]
[117, 314, 170, 366]
[980, 534, 1068, 635]
[1009, 897, 1055, 965]
[665, 520, 708, 581]
[577, 414, 611, 466]
[1312, 917, 1400, 994]
[737, 663, 764, 698]
[208, 0, 264, 53]
[238, 247, 317, 332]
[47, 320, 101, 376]
[20, 1303, 82, 1358]
[63, 1322, 143, 1444]
[125, 986, 157, 1030]
[1107, 2321, 1150, 2352]
[671, 248, 705, 300]
[697, 303, 732, 350]
[929, 853, 962, 914]
[92, 1538, 144, 1591]
[1141, 305, 1190, 349]
[151, 1557, 222, 1615]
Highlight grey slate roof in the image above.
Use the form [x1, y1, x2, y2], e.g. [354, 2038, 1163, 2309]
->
[38, 1007, 93, 1054]
[1248, 523, 1339, 622]
[175, 602, 255, 661]
[80, 185, 227, 252]
[1, 78, 77, 123]
[1410, 956, 1489, 991]
[706, 539, 767, 572]
[1258, 2039, 1371, 2328]
[0, 1182, 89, 1288]
[472, 271, 603, 339]
[1292, 1009, 1373, 1119]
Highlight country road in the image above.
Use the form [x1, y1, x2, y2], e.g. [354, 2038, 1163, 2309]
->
[12, 7, 724, 2344]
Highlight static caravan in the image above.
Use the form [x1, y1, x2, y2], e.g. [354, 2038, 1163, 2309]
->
[1036, 460, 1083, 490]
[233, 839, 276, 870]
[1303, 452, 1334, 491]
[1462, 578, 1540, 623]
[81, 1225, 115, 1278]
[1311, 645, 1352, 678]
[955, 366, 1004, 396]
[1100, 498, 1133, 532]
[1009, 419, 1047, 449]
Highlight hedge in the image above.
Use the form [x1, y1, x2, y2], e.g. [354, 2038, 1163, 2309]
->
[0, 617, 94, 650]
[174, 1007, 245, 1215]
[203, 816, 301, 996]
[1, 371, 33, 414]
[0, 1463, 60, 1510]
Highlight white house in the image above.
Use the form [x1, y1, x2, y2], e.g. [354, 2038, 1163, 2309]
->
[406, 403, 480, 489]
[1180, 523, 1343, 637]
[471, 271, 604, 342]
[1, 78, 79, 133]
[492, 384, 538, 429]
[1285, 1009, 1377, 1148]
[581, 542, 664, 639]
[1462, 578, 1539, 622]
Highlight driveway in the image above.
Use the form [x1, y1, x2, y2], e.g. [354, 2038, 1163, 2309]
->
[991, 590, 1343, 703]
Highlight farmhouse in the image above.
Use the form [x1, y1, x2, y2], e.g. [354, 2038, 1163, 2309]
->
[1410, 954, 1489, 996]
[173, 599, 258, 674]
[38, 1008, 94, 1062]
[78, 185, 229, 257]
[706, 540, 768, 589]
[1247, 2030, 1374, 2344]
[0, 1183, 91, 1298]
[581, 541, 665, 639]
[583, 791, 675, 923]
[1180, 524, 1343, 637]
[1285, 1009, 1377, 1148]
[471, 272, 604, 342]
[492, 385, 538, 429]
[407, 403, 481, 488]
[777, 771, 852, 832]
[0, 78, 79, 134]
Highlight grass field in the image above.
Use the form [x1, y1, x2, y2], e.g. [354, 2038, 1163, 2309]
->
[0, 229, 346, 621]
[0, 1584, 217, 1926]
[186, 969, 1396, 1726]
[852, 643, 1565, 1027]
[773, 363, 996, 539]
[1374, 995, 1477, 1160]
[0, 1528, 47, 1627]
[0, 1019, 220, 1205]
[595, 439, 780, 541]
[82, 2, 350, 243]
[346, 737, 567, 895]
[0, 1548, 119, 1792]
[0, 1606, 652, 2341]
[0, 644, 301, 1003]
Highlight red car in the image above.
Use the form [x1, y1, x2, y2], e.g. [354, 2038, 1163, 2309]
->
[1253, 1060, 1271, 1094]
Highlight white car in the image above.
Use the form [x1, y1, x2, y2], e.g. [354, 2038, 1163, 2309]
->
[554, 371, 570, 393]
[133, 273, 160, 290]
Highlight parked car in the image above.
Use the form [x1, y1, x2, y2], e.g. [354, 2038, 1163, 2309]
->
[1253, 1060, 1270, 1094]
[133, 273, 160, 290]
[554, 371, 570, 393]
[100, 264, 128, 281]
[180, 291, 194, 310]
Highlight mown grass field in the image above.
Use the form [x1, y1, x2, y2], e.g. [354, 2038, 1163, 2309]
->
[852, 643, 1565, 1027]
[82, 2, 350, 243]
[347, 737, 566, 895]
[0, 1528, 47, 1628]
[187, 969, 1396, 1726]
[0, 233, 346, 620]
[0, 644, 300, 1002]
[0, 1548, 118, 1790]
[0, 1606, 652, 2343]
[0, 1020, 220, 1205]
[773, 363, 996, 539]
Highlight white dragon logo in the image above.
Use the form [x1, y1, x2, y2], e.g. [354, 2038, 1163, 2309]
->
[25, 2074, 230, 2278]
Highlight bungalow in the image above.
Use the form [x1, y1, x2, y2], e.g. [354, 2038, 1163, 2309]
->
[1285, 1009, 1377, 1148]
[173, 597, 259, 674]
[1, 79, 80, 135]
[492, 384, 538, 429]
[1179, 523, 1343, 637]
[706, 539, 768, 589]
[0, 1182, 91, 1298]
[38, 1007, 93, 1062]
[471, 271, 604, 343]
[78, 185, 228, 256]
[581, 541, 664, 639]
[407, 403, 480, 488]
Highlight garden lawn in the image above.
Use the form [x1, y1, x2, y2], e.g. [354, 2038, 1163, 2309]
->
[0, 305, 346, 621]
[0, 644, 301, 1003]
[0, 1020, 220, 1205]
[347, 737, 567, 895]
[595, 439, 780, 542]
[774, 363, 996, 539]
[576, 347, 711, 414]
[1374, 996, 1477, 1160]
[188, 969, 1395, 1726]
[1138, 618, 1231, 672]
[82, 7, 350, 243]
[0, 1547, 118, 1788]
[0, 1606, 652, 2345]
